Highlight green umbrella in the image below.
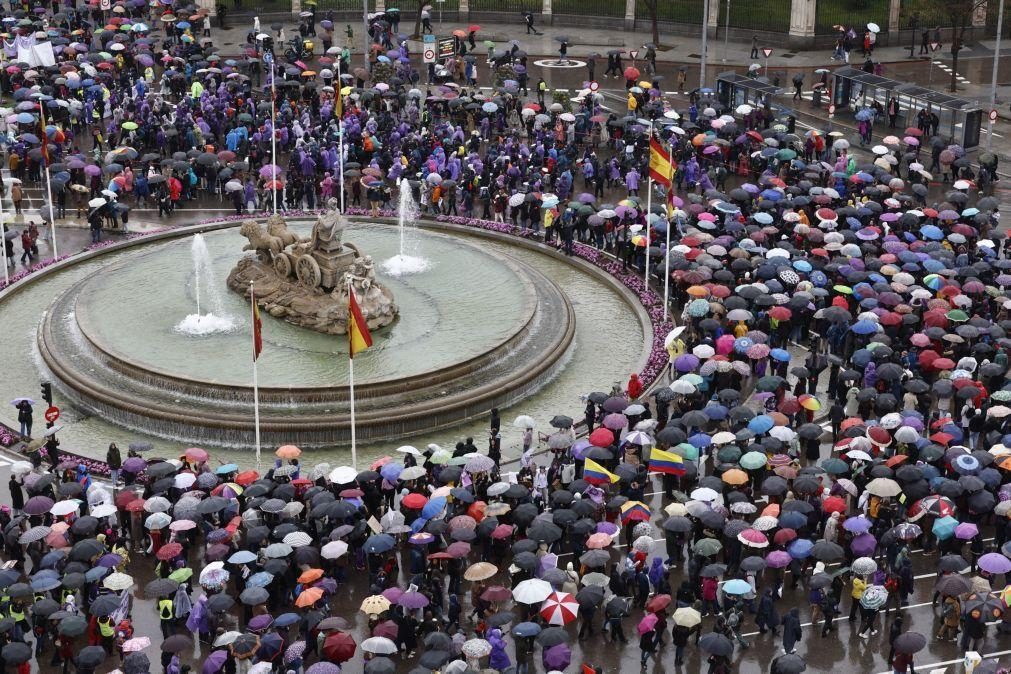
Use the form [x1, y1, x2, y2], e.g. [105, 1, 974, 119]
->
[820, 458, 849, 475]
[946, 309, 968, 322]
[756, 376, 785, 392]
[717, 446, 742, 464]
[693, 538, 722, 556]
[675, 443, 699, 461]
[739, 451, 767, 470]
[777, 149, 797, 160]
[832, 284, 853, 294]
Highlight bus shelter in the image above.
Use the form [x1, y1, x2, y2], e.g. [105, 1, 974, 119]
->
[831, 67, 982, 149]
[715, 72, 783, 110]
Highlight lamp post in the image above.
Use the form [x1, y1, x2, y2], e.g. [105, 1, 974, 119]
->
[988, 0, 1005, 150]
[722, 0, 731, 62]
[700, 0, 710, 90]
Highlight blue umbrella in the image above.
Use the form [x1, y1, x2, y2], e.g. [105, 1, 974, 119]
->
[723, 579, 752, 595]
[920, 225, 944, 240]
[788, 538, 813, 559]
[246, 571, 275, 587]
[855, 108, 874, 121]
[274, 613, 300, 628]
[851, 320, 878, 335]
[932, 516, 959, 540]
[770, 349, 791, 362]
[513, 622, 542, 637]
[216, 464, 239, 475]
[364, 534, 396, 554]
[703, 404, 728, 421]
[954, 454, 980, 474]
[779, 512, 807, 530]
[748, 415, 774, 434]
[15, 112, 35, 124]
[688, 433, 712, 448]
[759, 189, 782, 201]
[380, 463, 404, 481]
[421, 497, 446, 519]
[228, 550, 258, 564]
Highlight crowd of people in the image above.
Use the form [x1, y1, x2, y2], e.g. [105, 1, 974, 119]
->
[0, 2, 1006, 674]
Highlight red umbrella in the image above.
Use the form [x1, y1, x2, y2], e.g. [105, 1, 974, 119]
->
[372, 620, 398, 640]
[402, 493, 428, 509]
[822, 496, 846, 514]
[115, 491, 140, 508]
[589, 428, 613, 448]
[773, 528, 797, 546]
[235, 470, 259, 486]
[321, 632, 356, 663]
[645, 594, 671, 613]
[156, 542, 183, 561]
[623, 66, 639, 81]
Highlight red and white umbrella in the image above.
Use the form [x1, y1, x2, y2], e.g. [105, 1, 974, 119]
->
[737, 528, 769, 548]
[539, 591, 579, 625]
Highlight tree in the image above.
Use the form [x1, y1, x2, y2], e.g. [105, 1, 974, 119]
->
[641, 0, 662, 46]
[916, 0, 987, 92]
[413, 2, 431, 39]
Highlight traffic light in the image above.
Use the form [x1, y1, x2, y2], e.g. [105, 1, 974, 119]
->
[40, 382, 52, 406]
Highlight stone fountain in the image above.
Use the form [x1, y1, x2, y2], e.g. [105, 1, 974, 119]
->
[226, 200, 399, 334]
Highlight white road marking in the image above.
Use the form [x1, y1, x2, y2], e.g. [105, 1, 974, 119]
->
[875, 649, 1011, 674]
[740, 600, 934, 638]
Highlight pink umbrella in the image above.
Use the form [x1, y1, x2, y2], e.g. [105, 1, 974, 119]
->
[736, 528, 769, 548]
[586, 533, 612, 549]
[715, 334, 735, 355]
[602, 413, 628, 430]
[637, 613, 658, 635]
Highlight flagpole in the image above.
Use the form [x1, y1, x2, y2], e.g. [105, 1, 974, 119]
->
[337, 80, 345, 213]
[1, 186, 8, 286]
[644, 120, 653, 286]
[663, 140, 674, 321]
[39, 105, 57, 259]
[250, 281, 261, 472]
[348, 353, 358, 471]
[270, 57, 277, 215]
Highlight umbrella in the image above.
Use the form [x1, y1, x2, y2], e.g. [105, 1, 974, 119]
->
[699, 632, 734, 656]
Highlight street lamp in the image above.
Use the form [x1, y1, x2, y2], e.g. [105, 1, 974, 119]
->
[723, 0, 731, 62]
[700, 0, 710, 89]
[908, 14, 918, 58]
[988, 0, 1005, 150]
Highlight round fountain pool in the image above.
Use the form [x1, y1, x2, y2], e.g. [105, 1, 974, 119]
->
[38, 220, 582, 447]
[2, 217, 648, 465]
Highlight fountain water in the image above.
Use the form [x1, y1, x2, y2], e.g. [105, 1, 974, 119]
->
[176, 233, 236, 335]
[382, 180, 432, 276]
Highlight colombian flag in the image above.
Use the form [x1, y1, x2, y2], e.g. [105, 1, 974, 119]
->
[620, 500, 652, 524]
[649, 136, 673, 188]
[348, 290, 373, 358]
[649, 448, 686, 476]
[583, 458, 619, 485]
[252, 290, 263, 361]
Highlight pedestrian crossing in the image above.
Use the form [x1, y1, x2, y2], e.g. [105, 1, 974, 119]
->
[933, 60, 971, 84]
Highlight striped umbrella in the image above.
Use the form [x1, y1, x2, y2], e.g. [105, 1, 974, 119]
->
[539, 592, 579, 625]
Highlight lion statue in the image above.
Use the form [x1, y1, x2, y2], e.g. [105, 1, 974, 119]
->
[266, 214, 302, 249]
[240, 220, 283, 260]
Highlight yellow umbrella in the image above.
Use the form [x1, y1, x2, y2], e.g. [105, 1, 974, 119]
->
[359, 595, 391, 615]
[464, 562, 498, 581]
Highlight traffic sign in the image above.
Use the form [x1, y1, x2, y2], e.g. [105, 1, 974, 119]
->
[100, 0, 110, 9]
[589, 81, 599, 92]
[828, 104, 836, 116]
[437, 37, 455, 60]
[762, 48, 773, 58]
[423, 48, 436, 62]
[630, 50, 639, 60]
[990, 109, 999, 122]
[929, 41, 940, 52]
[44, 406, 60, 423]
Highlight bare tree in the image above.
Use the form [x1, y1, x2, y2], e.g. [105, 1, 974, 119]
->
[916, 0, 987, 91]
[641, 0, 661, 46]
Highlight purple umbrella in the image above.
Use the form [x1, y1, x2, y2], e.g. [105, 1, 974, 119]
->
[202, 650, 228, 674]
[24, 496, 55, 515]
[84, 164, 102, 176]
[543, 643, 572, 670]
[570, 440, 593, 460]
[258, 164, 283, 179]
[577, 192, 595, 203]
[396, 591, 430, 609]
[596, 521, 619, 536]
[765, 550, 791, 568]
[122, 457, 147, 472]
[842, 516, 872, 534]
[602, 413, 628, 430]
[96, 553, 123, 568]
[381, 587, 403, 603]
[306, 664, 341, 674]
[675, 354, 700, 372]
[849, 533, 877, 557]
[247, 614, 274, 632]
[978, 552, 1011, 574]
[955, 522, 980, 540]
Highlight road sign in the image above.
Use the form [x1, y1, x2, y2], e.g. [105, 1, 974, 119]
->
[828, 104, 836, 116]
[437, 37, 455, 60]
[930, 41, 940, 51]
[100, 0, 110, 9]
[44, 406, 60, 423]
[762, 48, 773, 58]
[630, 50, 639, 60]
[423, 34, 436, 63]
[589, 81, 599, 92]
[990, 109, 999, 122]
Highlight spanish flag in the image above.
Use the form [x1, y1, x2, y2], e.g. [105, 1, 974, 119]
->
[649, 136, 673, 188]
[649, 448, 686, 476]
[583, 458, 619, 485]
[252, 290, 263, 361]
[348, 289, 373, 358]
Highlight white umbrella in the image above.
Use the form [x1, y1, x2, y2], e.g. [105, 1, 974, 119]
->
[329, 466, 357, 484]
[321, 540, 349, 559]
[512, 578, 554, 604]
[487, 482, 511, 497]
[88, 197, 106, 208]
[395, 445, 421, 455]
[103, 572, 134, 591]
[283, 531, 313, 547]
[867, 22, 880, 32]
[50, 500, 80, 516]
[361, 637, 398, 655]
[91, 503, 117, 518]
[213, 631, 242, 647]
[400, 466, 426, 481]
[513, 415, 536, 429]
[462, 638, 492, 658]
[145, 512, 171, 530]
[508, 193, 525, 207]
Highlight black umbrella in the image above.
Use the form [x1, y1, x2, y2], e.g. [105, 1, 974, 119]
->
[893, 631, 927, 654]
[1, 643, 31, 664]
[123, 652, 150, 674]
[772, 653, 807, 674]
[536, 626, 569, 647]
[699, 632, 734, 656]
[89, 594, 121, 617]
[77, 645, 107, 668]
[575, 585, 604, 608]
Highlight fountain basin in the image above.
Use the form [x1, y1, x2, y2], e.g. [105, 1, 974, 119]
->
[38, 219, 577, 447]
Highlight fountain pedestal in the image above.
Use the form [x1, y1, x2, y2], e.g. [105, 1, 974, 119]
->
[227, 206, 399, 334]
